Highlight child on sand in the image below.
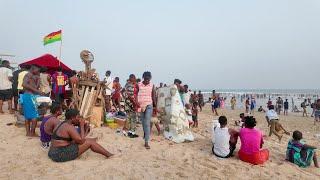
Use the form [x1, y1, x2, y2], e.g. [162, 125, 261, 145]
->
[185, 104, 194, 127]
[192, 101, 199, 128]
[258, 106, 266, 113]
[286, 130, 319, 168]
[212, 116, 239, 158]
[235, 113, 245, 127]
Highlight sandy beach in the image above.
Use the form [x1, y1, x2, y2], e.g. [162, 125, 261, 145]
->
[0, 105, 319, 180]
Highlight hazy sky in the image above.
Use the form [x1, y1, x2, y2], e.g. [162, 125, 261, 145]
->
[1, 0, 320, 89]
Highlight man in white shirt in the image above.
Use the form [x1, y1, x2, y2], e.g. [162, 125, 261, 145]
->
[0, 60, 13, 113]
[265, 105, 290, 142]
[266, 105, 279, 122]
[104, 70, 113, 112]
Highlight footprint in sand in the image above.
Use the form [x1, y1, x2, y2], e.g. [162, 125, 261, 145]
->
[176, 172, 188, 178]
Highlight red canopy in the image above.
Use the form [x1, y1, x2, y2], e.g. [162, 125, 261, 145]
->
[19, 54, 72, 73]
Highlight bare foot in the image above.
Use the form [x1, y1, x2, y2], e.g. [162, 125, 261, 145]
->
[106, 153, 114, 158]
[145, 143, 151, 150]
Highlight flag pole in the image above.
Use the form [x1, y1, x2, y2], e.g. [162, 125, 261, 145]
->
[58, 31, 62, 66]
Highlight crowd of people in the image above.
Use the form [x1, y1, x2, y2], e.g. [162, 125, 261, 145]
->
[0, 60, 319, 167]
[210, 91, 319, 168]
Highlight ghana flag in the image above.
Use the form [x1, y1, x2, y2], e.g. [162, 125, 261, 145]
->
[43, 30, 62, 45]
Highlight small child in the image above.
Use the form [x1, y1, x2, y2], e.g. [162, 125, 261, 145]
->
[192, 102, 199, 128]
[235, 113, 245, 127]
[286, 130, 319, 168]
[185, 104, 194, 128]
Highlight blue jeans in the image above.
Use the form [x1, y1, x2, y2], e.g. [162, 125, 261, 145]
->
[140, 105, 153, 142]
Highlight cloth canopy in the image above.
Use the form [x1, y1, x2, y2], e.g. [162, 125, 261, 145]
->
[19, 54, 72, 74]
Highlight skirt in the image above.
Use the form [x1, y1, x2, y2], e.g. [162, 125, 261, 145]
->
[238, 149, 269, 165]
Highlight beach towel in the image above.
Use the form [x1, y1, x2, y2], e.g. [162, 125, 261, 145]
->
[157, 85, 194, 143]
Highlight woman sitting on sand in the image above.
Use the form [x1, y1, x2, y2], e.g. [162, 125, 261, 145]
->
[286, 130, 319, 168]
[238, 116, 269, 165]
[48, 109, 113, 162]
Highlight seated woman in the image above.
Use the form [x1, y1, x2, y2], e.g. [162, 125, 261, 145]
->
[238, 116, 269, 165]
[48, 109, 113, 162]
[40, 102, 62, 149]
[212, 116, 239, 158]
[286, 130, 319, 168]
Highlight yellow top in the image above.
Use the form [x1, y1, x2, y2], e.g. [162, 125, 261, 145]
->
[17, 71, 28, 90]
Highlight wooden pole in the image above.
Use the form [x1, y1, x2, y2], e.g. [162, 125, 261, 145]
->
[58, 31, 62, 66]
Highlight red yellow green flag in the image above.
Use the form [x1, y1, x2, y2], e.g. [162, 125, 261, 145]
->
[43, 30, 62, 45]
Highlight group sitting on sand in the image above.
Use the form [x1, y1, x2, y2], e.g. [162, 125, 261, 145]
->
[212, 114, 319, 168]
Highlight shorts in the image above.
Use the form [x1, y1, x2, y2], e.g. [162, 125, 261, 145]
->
[22, 93, 39, 120]
[212, 144, 236, 158]
[0, 89, 13, 101]
[48, 143, 79, 162]
[192, 115, 198, 122]
[315, 110, 320, 119]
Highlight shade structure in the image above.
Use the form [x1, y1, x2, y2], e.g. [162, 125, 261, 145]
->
[19, 54, 72, 74]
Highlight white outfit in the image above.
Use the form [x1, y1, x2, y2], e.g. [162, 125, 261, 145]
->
[104, 76, 113, 96]
[266, 109, 279, 120]
[213, 127, 230, 157]
[183, 91, 192, 105]
[0, 67, 13, 90]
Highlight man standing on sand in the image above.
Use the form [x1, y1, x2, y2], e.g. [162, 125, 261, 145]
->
[52, 67, 68, 103]
[245, 98, 250, 113]
[284, 99, 289, 116]
[230, 97, 236, 110]
[0, 60, 14, 114]
[122, 74, 139, 138]
[39, 67, 52, 97]
[198, 90, 204, 111]
[22, 65, 44, 137]
[301, 99, 308, 117]
[104, 70, 113, 112]
[12, 67, 26, 111]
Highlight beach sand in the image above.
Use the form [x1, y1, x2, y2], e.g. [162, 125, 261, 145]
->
[0, 106, 319, 180]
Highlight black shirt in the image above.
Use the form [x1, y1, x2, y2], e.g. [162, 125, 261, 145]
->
[284, 101, 289, 109]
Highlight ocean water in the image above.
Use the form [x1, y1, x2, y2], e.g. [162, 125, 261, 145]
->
[201, 89, 319, 114]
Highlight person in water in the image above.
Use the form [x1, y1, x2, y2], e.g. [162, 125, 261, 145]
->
[48, 109, 113, 162]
